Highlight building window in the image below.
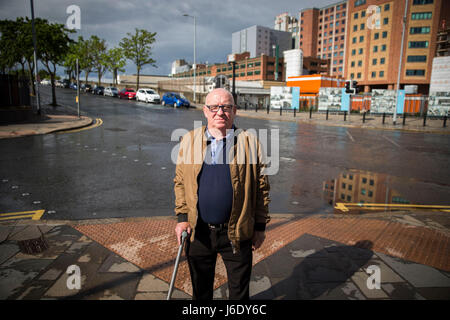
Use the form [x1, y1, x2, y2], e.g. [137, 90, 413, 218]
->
[247, 71, 253, 76]
[354, 12, 358, 19]
[381, 44, 387, 51]
[352, 49, 356, 55]
[255, 70, 261, 75]
[374, 45, 378, 53]
[358, 60, 362, 67]
[410, 26, 430, 34]
[357, 73, 361, 78]
[360, 35, 364, 42]
[407, 55, 427, 62]
[384, 3, 390, 11]
[383, 18, 389, 25]
[382, 31, 388, 38]
[368, 191, 373, 197]
[379, 70, 384, 77]
[372, 71, 376, 78]
[361, 188, 366, 195]
[413, 0, 433, 4]
[355, 0, 366, 7]
[369, 179, 374, 186]
[353, 25, 358, 32]
[351, 73, 355, 79]
[351, 61, 355, 67]
[380, 57, 385, 64]
[412, 12, 432, 20]
[406, 69, 425, 76]
[373, 58, 377, 65]
[374, 33, 379, 40]
[409, 41, 429, 48]
[361, 23, 365, 30]
[359, 48, 363, 54]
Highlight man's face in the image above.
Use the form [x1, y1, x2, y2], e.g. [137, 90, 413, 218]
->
[203, 89, 236, 131]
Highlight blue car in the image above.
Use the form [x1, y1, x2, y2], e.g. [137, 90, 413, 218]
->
[161, 92, 190, 108]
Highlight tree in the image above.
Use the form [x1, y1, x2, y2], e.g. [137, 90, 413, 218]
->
[119, 28, 157, 90]
[103, 47, 126, 86]
[90, 35, 108, 86]
[38, 20, 74, 106]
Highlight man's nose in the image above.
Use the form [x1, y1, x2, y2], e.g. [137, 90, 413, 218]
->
[216, 107, 226, 115]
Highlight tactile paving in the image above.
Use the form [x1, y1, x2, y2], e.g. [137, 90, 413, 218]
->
[74, 216, 450, 296]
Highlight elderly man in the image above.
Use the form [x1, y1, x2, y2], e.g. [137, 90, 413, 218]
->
[174, 88, 270, 300]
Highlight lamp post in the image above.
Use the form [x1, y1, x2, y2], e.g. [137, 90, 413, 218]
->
[30, 0, 41, 115]
[394, 0, 408, 125]
[183, 14, 196, 103]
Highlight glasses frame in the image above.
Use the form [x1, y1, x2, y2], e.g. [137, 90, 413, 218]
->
[205, 104, 235, 113]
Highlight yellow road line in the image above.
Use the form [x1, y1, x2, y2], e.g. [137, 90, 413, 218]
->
[0, 210, 45, 221]
[335, 203, 450, 212]
[59, 118, 103, 134]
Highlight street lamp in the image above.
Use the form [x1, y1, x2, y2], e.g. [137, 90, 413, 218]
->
[394, 0, 408, 125]
[183, 14, 196, 103]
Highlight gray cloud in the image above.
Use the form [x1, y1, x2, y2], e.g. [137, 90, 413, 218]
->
[0, 0, 333, 76]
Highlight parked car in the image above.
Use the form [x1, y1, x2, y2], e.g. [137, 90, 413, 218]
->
[81, 83, 92, 93]
[70, 82, 77, 90]
[92, 86, 105, 95]
[118, 88, 136, 100]
[40, 79, 51, 85]
[136, 88, 161, 103]
[55, 80, 63, 88]
[104, 87, 119, 97]
[62, 79, 70, 88]
[161, 92, 190, 108]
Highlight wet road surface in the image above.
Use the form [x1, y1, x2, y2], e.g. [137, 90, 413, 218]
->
[1, 87, 449, 221]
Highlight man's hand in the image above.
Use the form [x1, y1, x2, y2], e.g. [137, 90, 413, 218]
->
[252, 231, 265, 251]
[175, 222, 191, 246]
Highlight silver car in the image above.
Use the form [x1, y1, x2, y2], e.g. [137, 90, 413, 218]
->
[104, 87, 119, 97]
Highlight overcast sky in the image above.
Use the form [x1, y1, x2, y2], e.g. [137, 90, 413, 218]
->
[0, 0, 334, 78]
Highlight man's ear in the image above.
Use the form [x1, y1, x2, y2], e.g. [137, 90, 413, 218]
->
[203, 105, 209, 118]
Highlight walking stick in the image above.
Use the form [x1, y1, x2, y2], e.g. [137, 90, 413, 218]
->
[166, 230, 188, 300]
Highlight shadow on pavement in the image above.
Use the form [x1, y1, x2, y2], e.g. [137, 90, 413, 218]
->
[253, 240, 373, 300]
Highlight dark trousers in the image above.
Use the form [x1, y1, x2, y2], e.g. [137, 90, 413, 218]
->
[186, 223, 252, 300]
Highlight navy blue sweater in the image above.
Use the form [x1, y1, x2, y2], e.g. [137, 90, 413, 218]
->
[197, 140, 233, 224]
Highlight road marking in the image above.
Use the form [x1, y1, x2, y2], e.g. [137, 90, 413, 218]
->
[382, 135, 401, 148]
[0, 210, 45, 221]
[335, 202, 450, 213]
[346, 130, 355, 142]
[59, 118, 103, 134]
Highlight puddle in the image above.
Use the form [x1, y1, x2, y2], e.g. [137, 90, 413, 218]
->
[323, 169, 450, 214]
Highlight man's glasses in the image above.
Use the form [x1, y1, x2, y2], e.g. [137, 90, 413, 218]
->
[205, 104, 234, 113]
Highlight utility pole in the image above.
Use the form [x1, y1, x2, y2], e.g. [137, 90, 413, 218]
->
[30, 0, 41, 115]
[76, 58, 80, 117]
[183, 14, 196, 103]
[394, 0, 408, 125]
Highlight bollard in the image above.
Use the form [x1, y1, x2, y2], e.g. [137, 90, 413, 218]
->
[309, 107, 313, 119]
[344, 111, 347, 121]
[363, 112, 366, 123]
[402, 113, 406, 126]
[280, 106, 282, 116]
[255, 104, 258, 112]
[294, 107, 296, 117]
[326, 109, 329, 120]
[267, 105, 269, 114]
[382, 113, 386, 124]
[443, 115, 447, 128]
[423, 112, 427, 127]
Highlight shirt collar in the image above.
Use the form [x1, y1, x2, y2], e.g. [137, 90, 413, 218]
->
[205, 124, 236, 141]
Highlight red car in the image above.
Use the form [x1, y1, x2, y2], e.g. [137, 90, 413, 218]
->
[118, 88, 136, 100]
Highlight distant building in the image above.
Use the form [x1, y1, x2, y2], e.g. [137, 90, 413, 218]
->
[274, 13, 300, 49]
[173, 53, 285, 82]
[231, 25, 292, 58]
[171, 59, 190, 76]
[345, 0, 450, 94]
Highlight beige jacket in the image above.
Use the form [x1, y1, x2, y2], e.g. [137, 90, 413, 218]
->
[173, 125, 270, 251]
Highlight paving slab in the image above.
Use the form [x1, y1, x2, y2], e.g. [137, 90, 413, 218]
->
[377, 252, 450, 288]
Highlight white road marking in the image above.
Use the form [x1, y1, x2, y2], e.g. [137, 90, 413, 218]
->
[383, 135, 401, 148]
[346, 130, 355, 142]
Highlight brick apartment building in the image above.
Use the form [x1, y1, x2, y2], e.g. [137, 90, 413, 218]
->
[345, 0, 450, 93]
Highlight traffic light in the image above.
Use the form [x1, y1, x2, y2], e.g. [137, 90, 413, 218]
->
[345, 80, 351, 94]
[352, 81, 360, 94]
[345, 80, 355, 94]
